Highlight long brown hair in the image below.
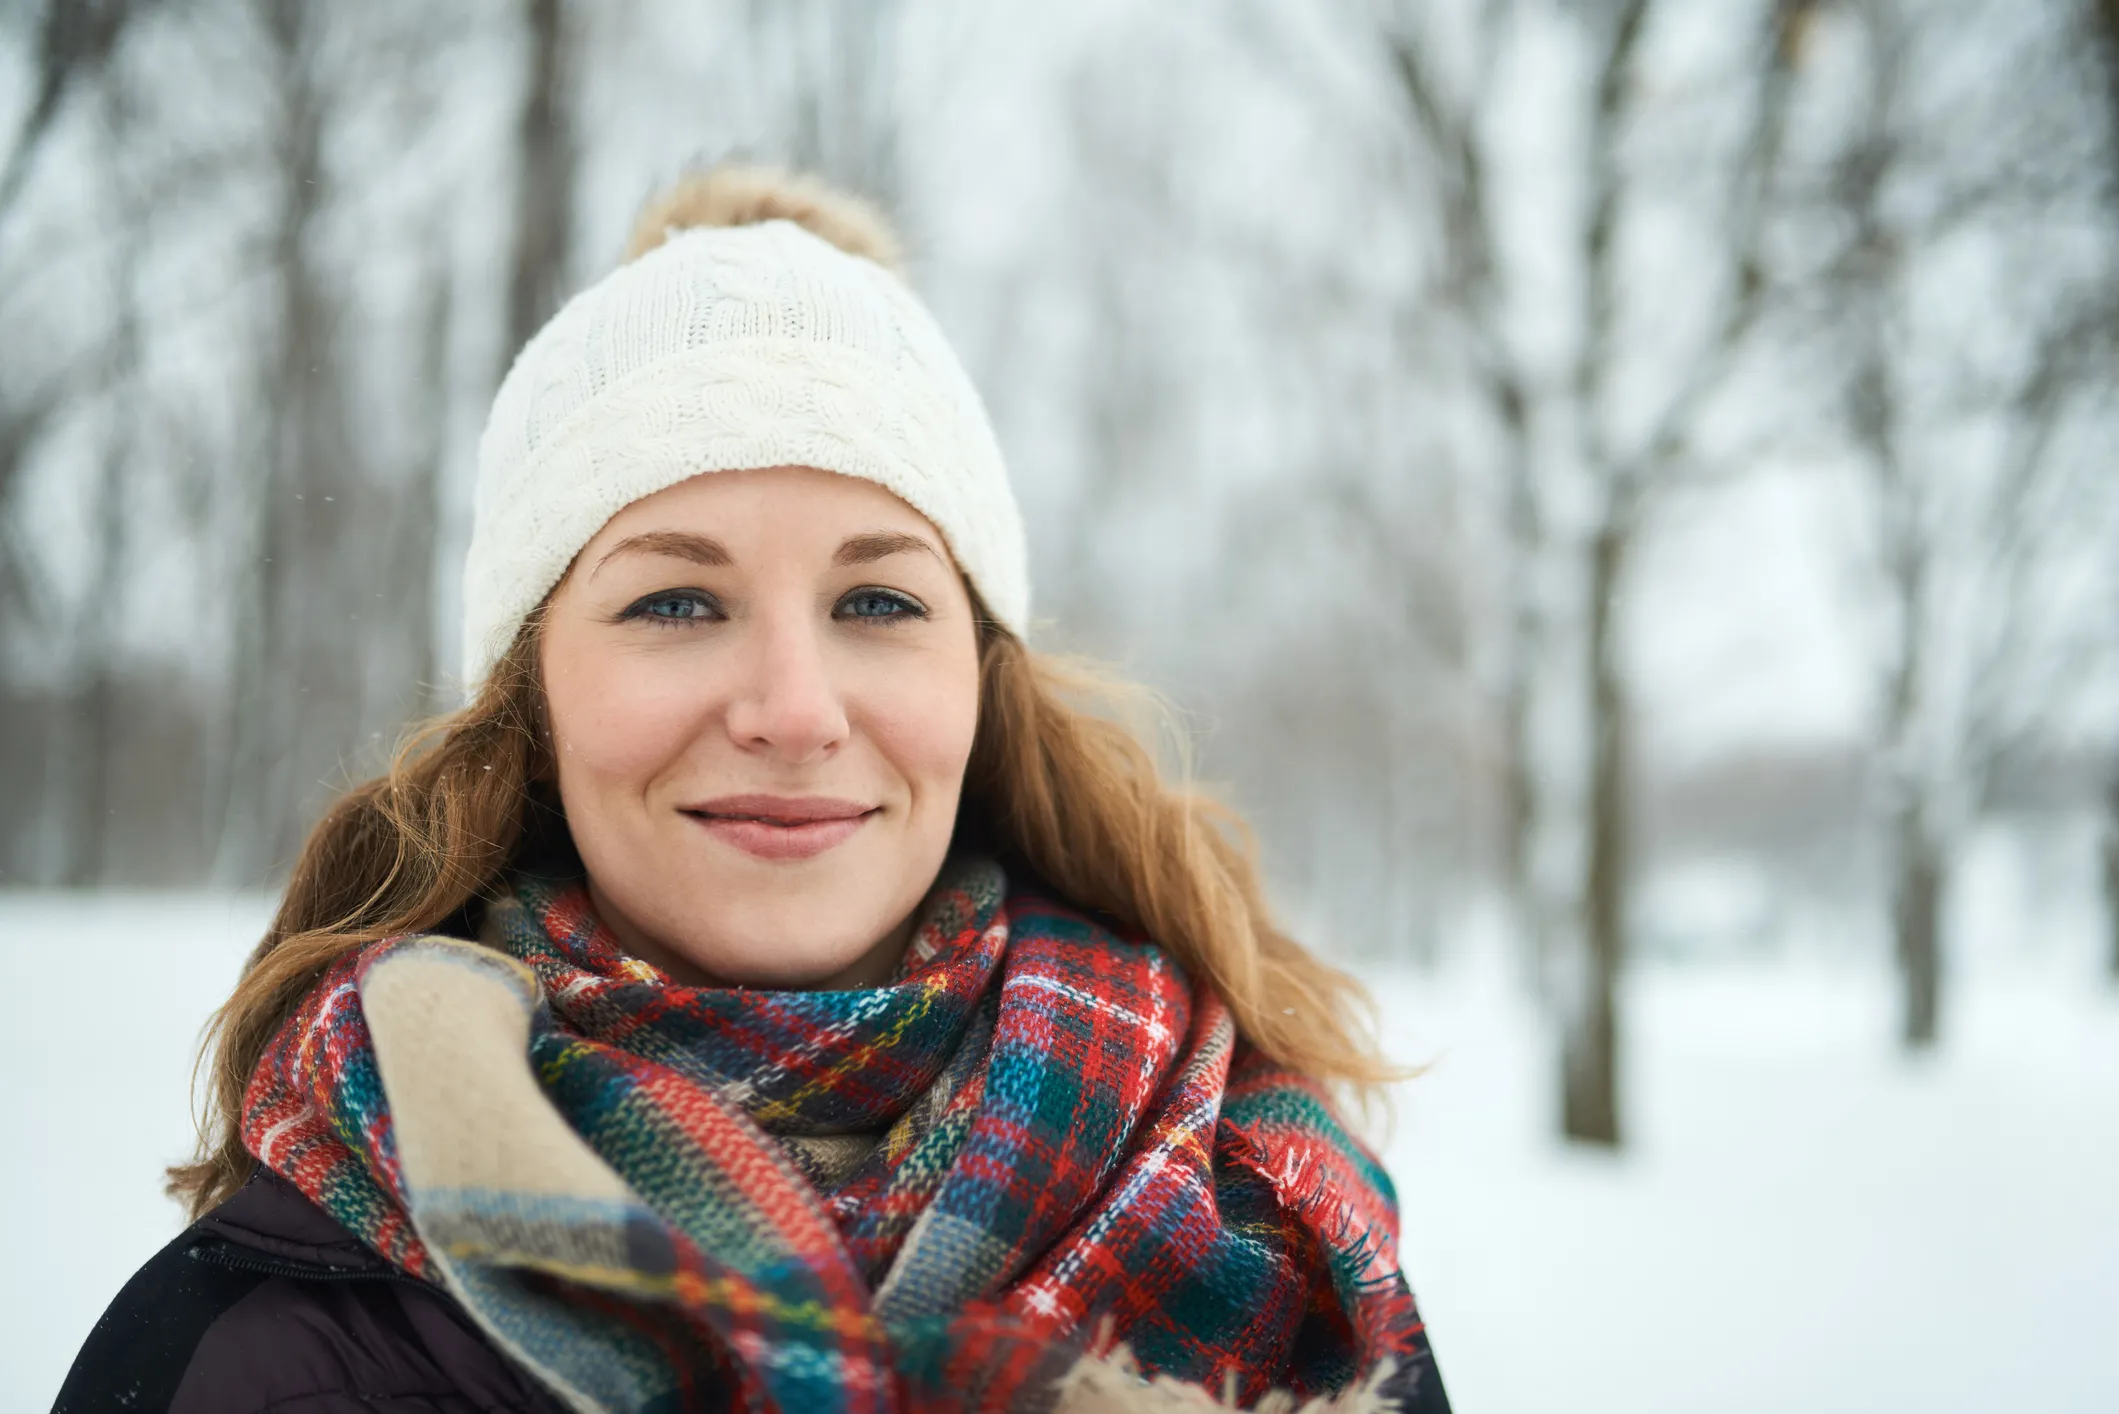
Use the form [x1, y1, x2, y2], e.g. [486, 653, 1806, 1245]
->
[170, 608, 1405, 1218]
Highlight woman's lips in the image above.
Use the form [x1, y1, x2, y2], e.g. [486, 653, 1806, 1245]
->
[680, 795, 877, 862]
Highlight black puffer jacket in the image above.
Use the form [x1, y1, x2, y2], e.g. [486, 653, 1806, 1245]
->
[54, 1168, 564, 1413]
[60, 1168, 1450, 1412]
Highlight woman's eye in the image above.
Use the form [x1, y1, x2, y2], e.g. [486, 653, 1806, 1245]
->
[837, 587, 925, 621]
[619, 589, 721, 624]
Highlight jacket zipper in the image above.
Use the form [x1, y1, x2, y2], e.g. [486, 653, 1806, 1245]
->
[185, 1237, 433, 1291]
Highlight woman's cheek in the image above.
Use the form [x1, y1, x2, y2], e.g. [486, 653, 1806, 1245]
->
[555, 653, 718, 788]
[872, 661, 980, 795]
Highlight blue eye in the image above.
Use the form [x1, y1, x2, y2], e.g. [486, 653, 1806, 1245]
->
[619, 589, 721, 625]
[837, 587, 925, 621]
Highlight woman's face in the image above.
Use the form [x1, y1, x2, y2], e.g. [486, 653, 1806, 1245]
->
[540, 465, 982, 989]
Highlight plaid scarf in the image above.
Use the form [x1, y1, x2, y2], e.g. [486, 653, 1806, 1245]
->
[243, 858, 1433, 1412]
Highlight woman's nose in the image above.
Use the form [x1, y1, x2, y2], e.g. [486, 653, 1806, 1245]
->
[722, 611, 850, 763]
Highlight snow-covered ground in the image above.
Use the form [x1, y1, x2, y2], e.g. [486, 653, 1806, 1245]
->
[1378, 953, 2119, 1413]
[3, 891, 2115, 1412]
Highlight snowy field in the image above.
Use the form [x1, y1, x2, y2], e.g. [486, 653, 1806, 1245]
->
[3, 890, 2116, 1412]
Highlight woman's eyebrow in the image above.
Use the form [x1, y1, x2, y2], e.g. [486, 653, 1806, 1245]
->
[834, 531, 940, 567]
[591, 530, 732, 578]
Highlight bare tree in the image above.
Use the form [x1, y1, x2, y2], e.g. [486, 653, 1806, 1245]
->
[506, 0, 576, 362]
[1820, 0, 1947, 1044]
[1353, 0, 1803, 1141]
[209, 0, 471, 871]
[0, 0, 137, 223]
[1367, 1, 1553, 983]
[213, 0, 354, 874]
[0, 362, 69, 644]
[1226, 0, 1807, 1140]
[2108, 768, 2119, 980]
[53, 64, 149, 885]
[1573, 0, 1806, 1138]
[1790, 0, 2119, 1044]
[2086, 0, 2119, 982]
[0, 0, 150, 637]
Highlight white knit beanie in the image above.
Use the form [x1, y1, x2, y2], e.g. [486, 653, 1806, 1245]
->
[460, 168, 1029, 691]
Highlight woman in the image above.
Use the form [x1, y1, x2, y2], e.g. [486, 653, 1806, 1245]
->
[58, 168, 1448, 1414]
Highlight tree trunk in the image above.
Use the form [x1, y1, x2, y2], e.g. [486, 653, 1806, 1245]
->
[2083, 0, 2119, 979]
[507, 0, 574, 361]
[1892, 802, 1944, 1047]
[60, 623, 118, 886]
[58, 366, 126, 886]
[1501, 643, 1541, 984]
[1562, 967, 1619, 1145]
[215, 0, 354, 878]
[0, 0, 136, 224]
[1564, 521, 1630, 1146]
[408, 259, 454, 706]
[2103, 768, 2119, 981]
[1499, 394, 1545, 992]
[64, 72, 145, 886]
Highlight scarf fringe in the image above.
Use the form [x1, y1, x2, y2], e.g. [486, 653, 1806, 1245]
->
[1052, 1346, 1401, 1414]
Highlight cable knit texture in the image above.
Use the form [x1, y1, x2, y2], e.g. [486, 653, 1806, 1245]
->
[462, 218, 1028, 689]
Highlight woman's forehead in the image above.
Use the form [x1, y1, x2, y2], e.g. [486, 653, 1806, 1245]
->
[593, 465, 942, 544]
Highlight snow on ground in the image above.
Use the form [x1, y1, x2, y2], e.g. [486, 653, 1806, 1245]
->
[1376, 950, 2119, 1413]
[2, 891, 273, 1408]
[3, 892, 2116, 1412]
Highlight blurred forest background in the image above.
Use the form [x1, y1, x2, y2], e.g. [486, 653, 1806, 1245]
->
[3, 0, 2118, 1155]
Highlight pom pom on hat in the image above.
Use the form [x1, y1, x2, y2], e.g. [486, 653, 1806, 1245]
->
[459, 166, 1028, 692]
[624, 164, 905, 274]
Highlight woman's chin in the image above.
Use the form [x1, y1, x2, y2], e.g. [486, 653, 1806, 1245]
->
[654, 901, 909, 990]
[686, 941, 893, 990]
[596, 835, 940, 988]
